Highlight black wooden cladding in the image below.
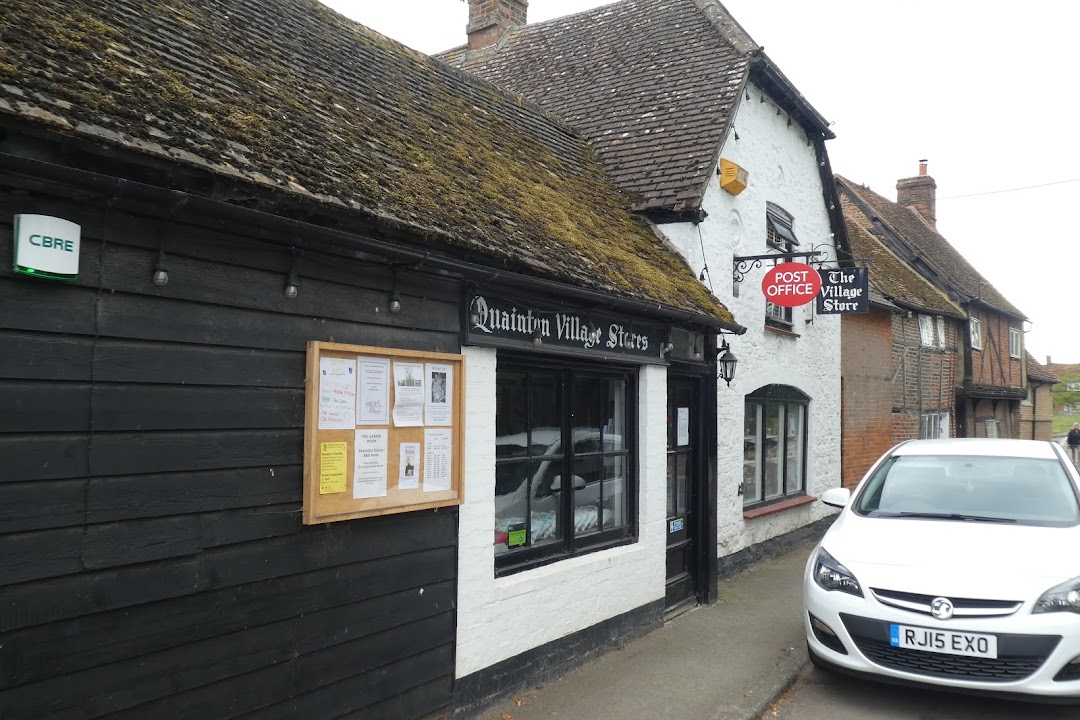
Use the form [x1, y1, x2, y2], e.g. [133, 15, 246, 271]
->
[0, 191, 460, 719]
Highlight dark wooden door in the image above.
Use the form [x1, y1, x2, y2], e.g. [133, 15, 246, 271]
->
[665, 377, 700, 612]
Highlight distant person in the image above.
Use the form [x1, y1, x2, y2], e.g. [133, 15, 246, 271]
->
[1068, 423, 1080, 465]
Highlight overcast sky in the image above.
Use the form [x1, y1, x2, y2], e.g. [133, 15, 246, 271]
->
[323, 0, 1080, 364]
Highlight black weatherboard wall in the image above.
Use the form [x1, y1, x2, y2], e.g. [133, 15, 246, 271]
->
[0, 173, 459, 718]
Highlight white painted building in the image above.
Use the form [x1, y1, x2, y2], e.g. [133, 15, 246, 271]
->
[664, 79, 844, 561]
[444, 0, 850, 712]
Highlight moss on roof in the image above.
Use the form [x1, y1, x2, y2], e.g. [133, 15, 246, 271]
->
[840, 195, 963, 316]
[0, 0, 732, 324]
[837, 177, 1024, 320]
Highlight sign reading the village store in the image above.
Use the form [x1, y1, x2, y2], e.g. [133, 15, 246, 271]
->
[466, 293, 664, 360]
[816, 267, 869, 314]
[760, 262, 821, 308]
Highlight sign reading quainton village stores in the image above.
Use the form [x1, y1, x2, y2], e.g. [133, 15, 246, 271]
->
[816, 267, 869, 314]
[466, 293, 665, 361]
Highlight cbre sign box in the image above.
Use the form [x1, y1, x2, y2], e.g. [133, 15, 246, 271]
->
[13, 214, 81, 280]
[761, 262, 821, 308]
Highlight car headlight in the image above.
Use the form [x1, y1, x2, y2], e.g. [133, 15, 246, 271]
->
[813, 548, 863, 597]
[1034, 577, 1080, 615]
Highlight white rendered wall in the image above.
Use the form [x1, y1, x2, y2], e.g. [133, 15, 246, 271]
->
[662, 82, 842, 558]
[455, 346, 668, 678]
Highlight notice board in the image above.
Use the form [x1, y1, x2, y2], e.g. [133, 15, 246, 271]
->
[303, 341, 465, 524]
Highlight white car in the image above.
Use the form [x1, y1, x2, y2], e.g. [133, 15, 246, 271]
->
[804, 438, 1080, 701]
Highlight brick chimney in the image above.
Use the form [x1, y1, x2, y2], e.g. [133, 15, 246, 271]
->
[896, 159, 937, 227]
[467, 0, 527, 51]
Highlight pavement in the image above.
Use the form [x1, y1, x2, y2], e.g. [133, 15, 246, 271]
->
[474, 540, 818, 720]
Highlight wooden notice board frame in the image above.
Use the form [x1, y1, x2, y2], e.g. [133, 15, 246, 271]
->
[303, 341, 465, 524]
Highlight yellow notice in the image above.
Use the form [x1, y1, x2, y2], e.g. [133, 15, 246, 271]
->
[319, 441, 348, 494]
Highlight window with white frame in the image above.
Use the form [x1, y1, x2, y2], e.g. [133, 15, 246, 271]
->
[936, 316, 946, 349]
[743, 385, 808, 506]
[1009, 327, 1022, 359]
[920, 412, 951, 439]
[766, 202, 798, 252]
[764, 203, 796, 329]
[985, 418, 999, 438]
[494, 360, 635, 573]
[918, 315, 934, 346]
[970, 317, 983, 350]
[765, 300, 793, 328]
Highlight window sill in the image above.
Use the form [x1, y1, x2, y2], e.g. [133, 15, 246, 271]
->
[743, 494, 816, 520]
[764, 324, 800, 339]
[494, 534, 637, 578]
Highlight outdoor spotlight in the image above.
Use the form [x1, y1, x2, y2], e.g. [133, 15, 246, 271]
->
[152, 238, 168, 286]
[284, 249, 300, 299]
[532, 326, 543, 346]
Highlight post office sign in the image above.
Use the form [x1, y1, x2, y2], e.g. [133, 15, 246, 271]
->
[13, 214, 81, 280]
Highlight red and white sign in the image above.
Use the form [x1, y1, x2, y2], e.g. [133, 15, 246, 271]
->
[761, 262, 822, 307]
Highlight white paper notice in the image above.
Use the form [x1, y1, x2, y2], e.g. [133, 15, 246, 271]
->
[318, 357, 356, 430]
[425, 363, 453, 426]
[398, 442, 421, 490]
[357, 357, 390, 425]
[392, 362, 425, 427]
[676, 407, 690, 447]
[423, 428, 452, 492]
[353, 429, 388, 499]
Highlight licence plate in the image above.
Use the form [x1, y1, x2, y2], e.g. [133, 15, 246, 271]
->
[889, 624, 997, 659]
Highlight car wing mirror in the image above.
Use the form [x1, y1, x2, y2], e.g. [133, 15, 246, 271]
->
[820, 487, 851, 508]
[550, 474, 587, 491]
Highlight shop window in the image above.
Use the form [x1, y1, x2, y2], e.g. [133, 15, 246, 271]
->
[1009, 327, 1022, 359]
[970, 317, 983, 350]
[494, 359, 635, 573]
[743, 385, 808, 507]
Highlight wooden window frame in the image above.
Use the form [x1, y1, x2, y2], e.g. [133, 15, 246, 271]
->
[494, 356, 638, 576]
[743, 385, 809, 508]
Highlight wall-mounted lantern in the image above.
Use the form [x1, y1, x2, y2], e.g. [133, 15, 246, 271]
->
[717, 338, 738, 386]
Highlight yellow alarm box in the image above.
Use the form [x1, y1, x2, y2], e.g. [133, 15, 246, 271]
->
[719, 159, 748, 196]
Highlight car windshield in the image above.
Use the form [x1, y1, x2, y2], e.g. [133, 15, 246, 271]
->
[854, 454, 1080, 526]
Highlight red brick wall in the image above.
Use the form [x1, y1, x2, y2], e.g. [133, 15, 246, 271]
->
[842, 308, 894, 488]
[842, 308, 963, 488]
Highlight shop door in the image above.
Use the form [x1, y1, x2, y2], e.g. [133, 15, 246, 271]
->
[665, 377, 700, 613]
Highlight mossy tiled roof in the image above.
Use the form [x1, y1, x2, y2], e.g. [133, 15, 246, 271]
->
[840, 193, 963, 317]
[0, 0, 732, 324]
[837, 177, 1025, 320]
[441, 0, 832, 215]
